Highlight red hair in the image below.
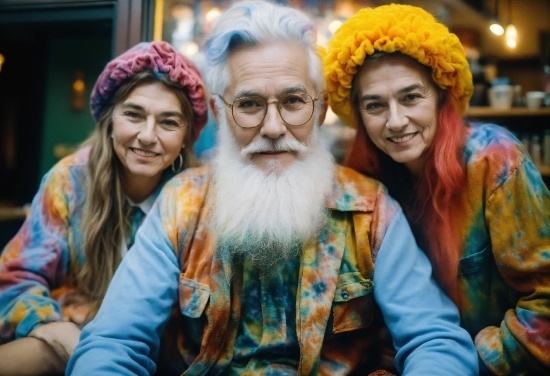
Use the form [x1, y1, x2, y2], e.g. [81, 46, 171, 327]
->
[345, 95, 468, 304]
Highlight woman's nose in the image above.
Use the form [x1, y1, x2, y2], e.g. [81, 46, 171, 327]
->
[137, 116, 157, 144]
[386, 102, 408, 131]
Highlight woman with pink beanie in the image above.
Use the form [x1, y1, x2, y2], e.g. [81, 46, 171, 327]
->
[0, 41, 207, 375]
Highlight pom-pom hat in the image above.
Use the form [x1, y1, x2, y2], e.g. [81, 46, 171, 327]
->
[91, 41, 208, 142]
[324, 4, 473, 127]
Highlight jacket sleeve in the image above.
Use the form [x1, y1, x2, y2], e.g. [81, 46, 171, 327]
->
[66, 198, 180, 376]
[476, 156, 550, 375]
[373, 206, 478, 376]
[0, 169, 72, 342]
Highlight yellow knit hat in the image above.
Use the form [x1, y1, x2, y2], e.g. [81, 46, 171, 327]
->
[324, 4, 473, 127]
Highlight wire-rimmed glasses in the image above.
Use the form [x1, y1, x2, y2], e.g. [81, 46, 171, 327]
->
[216, 93, 319, 128]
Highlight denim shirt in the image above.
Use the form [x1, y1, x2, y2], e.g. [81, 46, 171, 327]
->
[68, 165, 477, 375]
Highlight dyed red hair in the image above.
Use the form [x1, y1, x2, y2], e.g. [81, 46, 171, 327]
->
[346, 95, 468, 304]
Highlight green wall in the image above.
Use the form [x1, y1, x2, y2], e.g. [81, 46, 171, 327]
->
[40, 35, 111, 177]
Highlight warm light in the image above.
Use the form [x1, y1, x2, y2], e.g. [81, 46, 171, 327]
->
[205, 7, 221, 23]
[184, 42, 199, 56]
[506, 38, 517, 48]
[72, 79, 85, 92]
[324, 106, 338, 125]
[0, 53, 4, 72]
[505, 24, 517, 39]
[490, 22, 504, 35]
[328, 19, 342, 34]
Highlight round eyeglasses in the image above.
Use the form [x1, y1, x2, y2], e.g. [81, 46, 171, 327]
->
[216, 93, 319, 128]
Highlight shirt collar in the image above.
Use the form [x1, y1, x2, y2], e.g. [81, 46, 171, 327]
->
[126, 193, 156, 215]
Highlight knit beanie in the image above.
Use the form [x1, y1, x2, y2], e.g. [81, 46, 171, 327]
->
[324, 4, 473, 127]
[90, 41, 208, 141]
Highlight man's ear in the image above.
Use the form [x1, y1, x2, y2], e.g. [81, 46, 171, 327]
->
[317, 93, 329, 126]
[209, 97, 219, 123]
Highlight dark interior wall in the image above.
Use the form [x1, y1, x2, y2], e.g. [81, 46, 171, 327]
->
[0, 14, 112, 247]
[40, 34, 111, 177]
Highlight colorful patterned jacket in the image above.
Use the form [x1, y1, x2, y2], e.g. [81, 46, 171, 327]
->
[0, 148, 164, 342]
[67, 165, 478, 375]
[457, 123, 550, 375]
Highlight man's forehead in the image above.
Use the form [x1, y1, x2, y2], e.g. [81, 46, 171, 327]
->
[224, 42, 313, 97]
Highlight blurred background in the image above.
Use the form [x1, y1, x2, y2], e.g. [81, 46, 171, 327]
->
[1, 0, 550, 246]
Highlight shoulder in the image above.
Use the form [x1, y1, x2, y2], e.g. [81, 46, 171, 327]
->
[161, 165, 210, 193]
[464, 123, 527, 164]
[46, 147, 90, 179]
[329, 165, 393, 212]
[39, 147, 90, 195]
[157, 165, 210, 214]
[463, 123, 529, 189]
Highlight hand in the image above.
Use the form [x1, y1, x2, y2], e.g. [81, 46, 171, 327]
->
[28, 321, 81, 363]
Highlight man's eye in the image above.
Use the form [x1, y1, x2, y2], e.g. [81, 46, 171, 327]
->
[235, 97, 264, 113]
[282, 95, 307, 110]
[283, 95, 306, 105]
[236, 98, 262, 108]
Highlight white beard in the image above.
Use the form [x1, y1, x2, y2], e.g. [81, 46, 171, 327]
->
[210, 108, 335, 271]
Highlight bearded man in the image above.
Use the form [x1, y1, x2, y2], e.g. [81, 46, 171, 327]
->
[67, 1, 478, 375]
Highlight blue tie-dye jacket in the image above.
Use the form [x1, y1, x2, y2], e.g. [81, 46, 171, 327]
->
[0, 147, 164, 342]
[67, 165, 477, 375]
[456, 123, 550, 375]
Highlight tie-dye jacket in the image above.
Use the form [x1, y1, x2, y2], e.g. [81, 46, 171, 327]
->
[0, 147, 163, 342]
[67, 165, 477, 375]
[456, 123, 550, 375]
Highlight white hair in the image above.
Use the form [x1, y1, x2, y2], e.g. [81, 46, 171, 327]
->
[209, 98, 334, 271]
[203, 0, 325, 96]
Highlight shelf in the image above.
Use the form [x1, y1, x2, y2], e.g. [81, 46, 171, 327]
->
[538, 166, 550, 177]
[465, 107, 550, 118]
[0, 206, 26, 222]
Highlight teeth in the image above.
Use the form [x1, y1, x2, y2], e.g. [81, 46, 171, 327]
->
[390, 133, 415, 143]
[133, 149, 156, 157]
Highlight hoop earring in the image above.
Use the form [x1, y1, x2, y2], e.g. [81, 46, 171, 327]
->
[171, 152, 184, 173]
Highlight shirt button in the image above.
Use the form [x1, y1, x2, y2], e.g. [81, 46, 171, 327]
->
[341, 290, 349, 300]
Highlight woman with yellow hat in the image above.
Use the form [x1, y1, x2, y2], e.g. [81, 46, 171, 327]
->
[325, 4, 550, 375]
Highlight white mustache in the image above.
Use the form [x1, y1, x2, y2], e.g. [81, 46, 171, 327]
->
[240, 138, 307, 157]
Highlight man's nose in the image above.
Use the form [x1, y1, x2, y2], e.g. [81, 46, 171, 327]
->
[259, 102, 287, 138]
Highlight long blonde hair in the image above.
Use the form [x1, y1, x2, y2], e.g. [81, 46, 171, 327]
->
[77, 71, 198, 316]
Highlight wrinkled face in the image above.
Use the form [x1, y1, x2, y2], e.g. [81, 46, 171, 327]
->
[112, 81, 187, 184]
[355, 54, 439, 176]
[217, 42, 319, 172]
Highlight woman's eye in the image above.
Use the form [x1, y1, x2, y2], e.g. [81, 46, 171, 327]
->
[403, 93, 421, 102]
[365, 102, 384, 111]
[161, 119, 179, 127]
[123, 111, 141, 119]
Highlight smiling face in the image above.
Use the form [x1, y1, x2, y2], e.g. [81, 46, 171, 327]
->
[215, 42, 320, 172]
[355, 54, 439, 176]
[111, 80, 187, 196]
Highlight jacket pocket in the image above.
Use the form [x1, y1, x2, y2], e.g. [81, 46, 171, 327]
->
[458, 245, 492, 276]
[332, 272, 374, 334]
[178, 275, 210, 318]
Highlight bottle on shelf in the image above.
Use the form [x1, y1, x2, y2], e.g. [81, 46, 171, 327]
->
[544, 130, 550, 167]
[531, 134, 542, 167]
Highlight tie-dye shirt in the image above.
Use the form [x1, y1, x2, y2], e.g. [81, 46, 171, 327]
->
[456, 123, 550, 375]
[67, 165, 478, 375]
[0, 147, 161, 342]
